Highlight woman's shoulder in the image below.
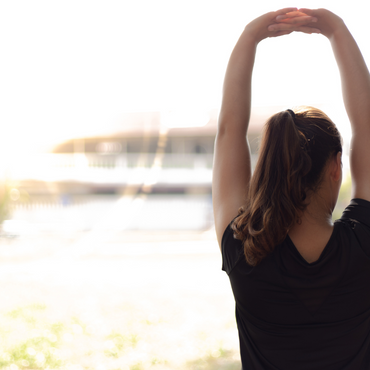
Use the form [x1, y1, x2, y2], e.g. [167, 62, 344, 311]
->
[335, 198, 370, 258]
[338, 198, 370, 227]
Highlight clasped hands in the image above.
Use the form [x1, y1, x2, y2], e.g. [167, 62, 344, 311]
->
[268, 8, 320, 34]
[245, 7, 342, 43]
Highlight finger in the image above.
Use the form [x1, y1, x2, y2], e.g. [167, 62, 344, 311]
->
[274, 30, 293, 37]
[275, 7, 298, 16]
[295, 11, 310, 16]
[268, 31, 293, 38]
[268, 24, 286, 32]
[276, 15, 318, 24]
[276, 10, 306, 19]
[298, 8, 316, 16]
[294, 26, 321, 34]
[268, 23, 297, 31]
[275, 10, 310, 20]
[268, 23, 320, 32]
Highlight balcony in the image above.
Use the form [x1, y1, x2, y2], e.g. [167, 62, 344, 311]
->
[9, 153, 215, 192]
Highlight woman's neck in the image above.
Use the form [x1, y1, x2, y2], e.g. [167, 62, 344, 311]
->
[288, 193, 335, 262]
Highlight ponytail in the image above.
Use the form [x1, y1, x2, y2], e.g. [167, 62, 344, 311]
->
[232, 106, 342, 266]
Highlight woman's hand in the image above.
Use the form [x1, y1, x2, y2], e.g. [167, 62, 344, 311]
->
[245, 7, 320, 44]
[274, 8, 345, 40]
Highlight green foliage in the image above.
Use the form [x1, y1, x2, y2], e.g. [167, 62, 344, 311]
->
[186, 347, 240, 370]
[1, 303, 62, 369]
[0, 181, 11, 225]
[0, 181, 30, 226]
[6, 304, 47, 327]
[3, 335, 63, 369]
[104, 331, 139, 358]
[1, 302, 148, 369]
[71, 316, 87, 335]
[28, 303, 47, 311]
[1, 301, 237, 369]
[130, 363, 144, 370]
[50, 322, 65, 338]
[151, 357, 168, 365]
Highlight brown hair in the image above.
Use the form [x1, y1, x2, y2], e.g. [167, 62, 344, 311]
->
[232, 106, 342, 266]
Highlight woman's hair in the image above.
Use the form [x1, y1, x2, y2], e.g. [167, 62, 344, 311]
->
[232, 106, 342, 266]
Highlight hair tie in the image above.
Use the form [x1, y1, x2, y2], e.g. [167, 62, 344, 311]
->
[287, 109, 296, 121]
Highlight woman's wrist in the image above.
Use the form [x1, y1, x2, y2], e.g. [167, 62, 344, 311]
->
[243, 19, 275, 46]
[327, 19, 348, 42]
[242, 26, 261, 46]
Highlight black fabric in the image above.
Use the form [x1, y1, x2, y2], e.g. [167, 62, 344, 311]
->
[221, 198, 370, 370]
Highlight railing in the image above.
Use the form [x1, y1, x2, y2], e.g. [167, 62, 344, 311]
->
[7, 153, 258, 186]
[13, 153, 214, 169]
[7, 153, 214, 185]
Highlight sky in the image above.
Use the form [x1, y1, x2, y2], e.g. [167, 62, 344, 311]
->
[0, 0, 368, 155]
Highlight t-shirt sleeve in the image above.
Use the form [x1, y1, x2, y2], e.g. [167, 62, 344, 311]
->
[221, 221, 244, 275]
[340, 198, 370, 227]
[340, 198, 370, 257]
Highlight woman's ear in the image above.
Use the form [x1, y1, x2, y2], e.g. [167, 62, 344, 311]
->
[333, 151, 342, 182]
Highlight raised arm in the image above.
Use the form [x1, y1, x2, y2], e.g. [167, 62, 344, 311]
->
[297, 9, 370, 201]
[212, 8, 320, 247]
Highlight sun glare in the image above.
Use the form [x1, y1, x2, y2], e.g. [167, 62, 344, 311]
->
[161, 109, 210, 129]
[0, 0, 365, 148]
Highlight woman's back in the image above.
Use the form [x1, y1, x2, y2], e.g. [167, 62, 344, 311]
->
[222, 199, 370, 369]
[212, 7, 370, 369]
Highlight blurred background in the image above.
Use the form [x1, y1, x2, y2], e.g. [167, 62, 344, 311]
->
[0, 0, 365, 369]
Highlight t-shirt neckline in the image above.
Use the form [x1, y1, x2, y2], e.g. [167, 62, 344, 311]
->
[285, 222, 339, 266]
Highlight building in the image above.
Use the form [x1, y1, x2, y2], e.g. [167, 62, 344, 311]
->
[16, 105, 297, 195]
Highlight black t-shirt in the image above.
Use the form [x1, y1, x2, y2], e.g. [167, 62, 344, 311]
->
[221, 199, 370, 370]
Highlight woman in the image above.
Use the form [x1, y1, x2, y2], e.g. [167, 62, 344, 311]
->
[212, 8, 370, 370]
